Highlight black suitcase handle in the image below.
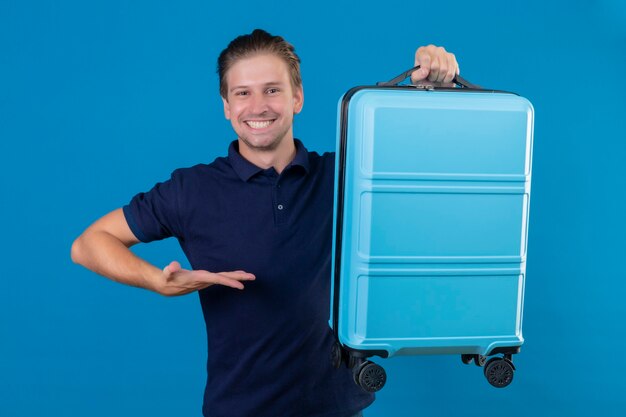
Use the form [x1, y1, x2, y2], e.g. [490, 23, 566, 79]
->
[377, 65, 480, 89]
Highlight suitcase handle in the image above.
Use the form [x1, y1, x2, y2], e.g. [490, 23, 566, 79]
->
[377, 65, 480, 89]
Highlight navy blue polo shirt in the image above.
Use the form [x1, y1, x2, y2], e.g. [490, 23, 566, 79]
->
[123, 139, 374, 417]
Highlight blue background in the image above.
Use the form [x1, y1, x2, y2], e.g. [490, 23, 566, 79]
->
[1, 0, 625, 416]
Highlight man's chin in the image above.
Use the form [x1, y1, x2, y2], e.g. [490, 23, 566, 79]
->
[238, 135, 283, 152]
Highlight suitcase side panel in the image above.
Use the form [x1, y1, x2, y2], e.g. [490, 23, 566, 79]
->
[335, 89, 533, 357]
[359, 92, 533, 179]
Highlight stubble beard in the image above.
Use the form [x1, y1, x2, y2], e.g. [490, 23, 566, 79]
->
[237, 117, 293, 153]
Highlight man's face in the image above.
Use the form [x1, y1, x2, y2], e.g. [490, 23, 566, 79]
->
[222, 53, 304, 153]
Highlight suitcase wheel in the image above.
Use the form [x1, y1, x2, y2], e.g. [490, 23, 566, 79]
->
[483, 357, 515, 388]
[353, 361, 387, 393]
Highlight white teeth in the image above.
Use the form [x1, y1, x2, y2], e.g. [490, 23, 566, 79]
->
[246, 120, 273, 129]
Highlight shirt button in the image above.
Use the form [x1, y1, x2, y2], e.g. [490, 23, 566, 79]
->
[277, 204, 284, 210]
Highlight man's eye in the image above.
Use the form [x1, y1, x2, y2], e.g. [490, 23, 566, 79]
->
[267, 88, 279, 94]
[235, 91, 249, 96]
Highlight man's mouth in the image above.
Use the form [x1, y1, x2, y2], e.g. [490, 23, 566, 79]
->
[245, 120, 275, 129]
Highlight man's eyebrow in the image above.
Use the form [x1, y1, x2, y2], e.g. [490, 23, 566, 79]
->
[229, 81, 285, 92]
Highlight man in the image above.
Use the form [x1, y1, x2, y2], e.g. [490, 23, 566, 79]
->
[71, 29, 460, 417]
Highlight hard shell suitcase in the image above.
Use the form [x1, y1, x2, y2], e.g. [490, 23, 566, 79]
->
[329, 67, 534, 392]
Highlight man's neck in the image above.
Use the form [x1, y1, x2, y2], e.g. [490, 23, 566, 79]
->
[238, 138, 297, 174]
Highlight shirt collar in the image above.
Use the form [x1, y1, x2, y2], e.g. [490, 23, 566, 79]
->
[228, 139, 311, 182]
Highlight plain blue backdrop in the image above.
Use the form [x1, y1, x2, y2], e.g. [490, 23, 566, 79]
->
[1, 0, 625, 416]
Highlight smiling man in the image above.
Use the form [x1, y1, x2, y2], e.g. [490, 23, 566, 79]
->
[71, 29, 459, 417]
[220, 39, 305, 175]
[222, 53, 303, 158]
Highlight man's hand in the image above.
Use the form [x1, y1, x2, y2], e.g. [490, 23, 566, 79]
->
[158, 261, 256, 296]
[411, 45, 459, 85]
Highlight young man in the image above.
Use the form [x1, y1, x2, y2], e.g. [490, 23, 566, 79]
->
[71, 29, 460, 417]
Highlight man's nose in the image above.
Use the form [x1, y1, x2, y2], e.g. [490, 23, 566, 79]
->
[249, 93, 269, 115]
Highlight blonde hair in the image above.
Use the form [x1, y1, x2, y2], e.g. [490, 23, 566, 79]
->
[217, 29, 302, 98]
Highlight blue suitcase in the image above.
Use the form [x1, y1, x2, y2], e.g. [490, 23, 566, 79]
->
[329, 67, 534, 391]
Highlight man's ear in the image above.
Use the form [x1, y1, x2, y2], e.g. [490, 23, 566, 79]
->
[293, 86, 304, 115]
[222, 96, 231, 120]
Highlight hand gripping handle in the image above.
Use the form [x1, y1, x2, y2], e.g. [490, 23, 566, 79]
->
[376, 65, 480, 89]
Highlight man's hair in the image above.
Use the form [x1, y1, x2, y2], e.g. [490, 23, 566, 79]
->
[217, 29, 302, 99]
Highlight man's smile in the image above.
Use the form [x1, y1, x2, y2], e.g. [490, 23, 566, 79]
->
[244, 119, 276, 129]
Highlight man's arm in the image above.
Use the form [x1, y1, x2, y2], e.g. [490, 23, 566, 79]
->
[70, 208, 255, 296]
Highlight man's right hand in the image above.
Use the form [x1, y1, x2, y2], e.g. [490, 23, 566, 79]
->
[159, 261, 256, 296]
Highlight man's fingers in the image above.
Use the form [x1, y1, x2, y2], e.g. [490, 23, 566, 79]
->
[214, 276, 245, 290]
[191, 270, 256, 290]
[432, 47, 450, 83]
[412, 48, 431, 83]
[413, 45, 459, 85]
[427, 63, 438, 82]
[215, 272, 255, 289]
[429, 55, 444, 82]
[218, 271, 256, 280]
[214, 271, 255, 290]
[410, 66, 429, 83]
[163, 260, 182, 275]
[443, 53, 458, 83]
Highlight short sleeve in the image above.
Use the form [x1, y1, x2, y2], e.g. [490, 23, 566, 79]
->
[122, 170, 184, 243]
